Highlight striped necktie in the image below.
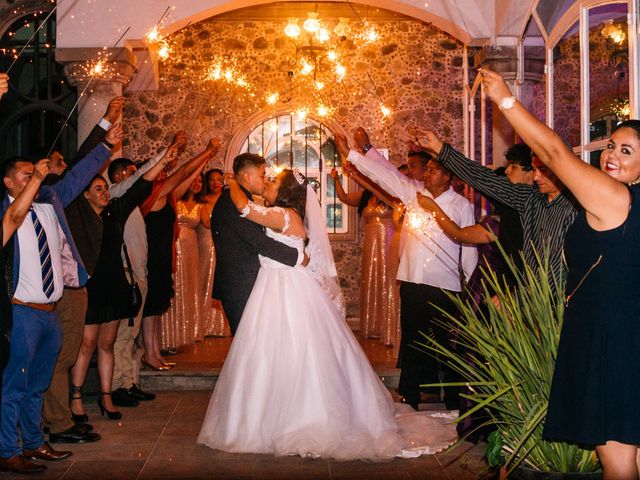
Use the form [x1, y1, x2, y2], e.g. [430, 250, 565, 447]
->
[30, 208, 55, 299]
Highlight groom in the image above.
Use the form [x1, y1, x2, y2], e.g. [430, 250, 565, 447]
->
[211, 153, 306, 335]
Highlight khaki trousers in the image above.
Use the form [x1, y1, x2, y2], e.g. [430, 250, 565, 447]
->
[112, 280, 147, 390]
[42, 287, 87, 434]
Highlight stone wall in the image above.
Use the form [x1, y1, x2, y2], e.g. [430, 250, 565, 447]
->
[121, 6, 467, 318]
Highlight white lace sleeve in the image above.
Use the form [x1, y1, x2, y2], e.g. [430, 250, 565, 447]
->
[239, 201, 290, 232]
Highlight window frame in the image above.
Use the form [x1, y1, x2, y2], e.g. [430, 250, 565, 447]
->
[229, 111, 358, 241]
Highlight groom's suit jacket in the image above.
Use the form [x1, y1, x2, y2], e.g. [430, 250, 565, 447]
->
[211, 185, 300, 334]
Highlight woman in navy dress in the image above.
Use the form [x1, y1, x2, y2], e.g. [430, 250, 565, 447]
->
[418, 68, 640, 479]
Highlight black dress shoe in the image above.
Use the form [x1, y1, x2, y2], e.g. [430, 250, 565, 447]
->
[75, 422, 94, 432]
[112, 388, 140, 407]
[127, 384, 156, 401]
[48, 425, 101, 444]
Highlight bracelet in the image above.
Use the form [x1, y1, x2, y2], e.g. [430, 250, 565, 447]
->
[102, 139, 115, 149]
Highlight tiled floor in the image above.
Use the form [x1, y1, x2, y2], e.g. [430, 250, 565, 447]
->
[0, 391, 490, 479]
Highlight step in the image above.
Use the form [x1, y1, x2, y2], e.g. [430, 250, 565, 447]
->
[140, 367, 400, 391]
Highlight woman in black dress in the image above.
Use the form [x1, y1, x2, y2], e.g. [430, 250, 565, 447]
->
[420, 68, 640, 479]
[139, 137, 219, 370]
[69, 153, 171, 419]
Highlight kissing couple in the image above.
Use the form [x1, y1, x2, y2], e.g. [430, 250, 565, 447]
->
[198, 152, 456, 460]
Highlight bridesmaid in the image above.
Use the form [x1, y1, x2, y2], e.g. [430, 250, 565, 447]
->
[140, 136, 218, 370]
[330, 165, 400, 349]
[197, 169, 230, 337]
[159, 174, 210, 349]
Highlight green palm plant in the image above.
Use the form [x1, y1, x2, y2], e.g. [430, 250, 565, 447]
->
[418, 248, 600, 475]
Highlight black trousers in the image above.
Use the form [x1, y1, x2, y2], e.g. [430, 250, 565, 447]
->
[397, 281, 459, 407]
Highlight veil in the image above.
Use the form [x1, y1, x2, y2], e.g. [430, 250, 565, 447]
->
[303, 184, 346, 320]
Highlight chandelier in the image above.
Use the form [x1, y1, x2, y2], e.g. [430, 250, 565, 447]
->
[601, 19, 626, 45]
[264, 11, 389, 120]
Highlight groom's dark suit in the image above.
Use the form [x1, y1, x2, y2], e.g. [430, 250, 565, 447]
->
[211, 185, 299, 335]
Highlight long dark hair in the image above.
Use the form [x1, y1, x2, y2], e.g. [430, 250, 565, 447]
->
[357, 189, 373, 217]
[274, 169, 307, 220]
[181, 173, 205, 202]
[202, 168, 224, 195]
[614, 120, 640, 138]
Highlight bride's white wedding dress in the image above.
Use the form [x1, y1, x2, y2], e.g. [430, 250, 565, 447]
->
[198, 220, 456, 460]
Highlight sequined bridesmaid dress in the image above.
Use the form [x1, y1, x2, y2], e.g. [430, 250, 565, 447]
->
[360, 198, 400, 349]
[197, 223, 230, 337]
[160, 201, 202, 350]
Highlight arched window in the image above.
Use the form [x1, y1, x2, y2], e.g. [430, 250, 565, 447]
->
[0, 10, 77, 161]
[239, 114, 353, 235]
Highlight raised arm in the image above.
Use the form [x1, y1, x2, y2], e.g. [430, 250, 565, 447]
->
[71, 96, 125, 168]
[416, 191, 494, 244]
[171, 154, 208, 200]
[143, 144, 179, 182]
[110, 177, 153, 225]
[343, 162, 400, 207]
[158, 138, 219, 199]
[329, 168, 362, 206]
[52, 123, 121, 207]
[335, 133, 417, 203]
[480, 68, 629, 229]
[2, 159, 49, 245]
[228, 178, 291, 231]
[413, 128, 532, 213]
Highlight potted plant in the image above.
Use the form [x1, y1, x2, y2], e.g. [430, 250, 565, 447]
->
[419, 249, 601, 478]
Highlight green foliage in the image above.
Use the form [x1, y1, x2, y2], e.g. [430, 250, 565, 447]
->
[418, 248, 600, 474]
[485, 431, 505, 468]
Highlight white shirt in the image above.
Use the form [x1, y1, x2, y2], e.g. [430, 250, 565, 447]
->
[108, 149, 165, 284]
[12, 199, 65, 303]
[348, 148, 478, 291]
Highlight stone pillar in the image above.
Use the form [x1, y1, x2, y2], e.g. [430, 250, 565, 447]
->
[474, 44, 545, 165]
[57, 47, 137, 152]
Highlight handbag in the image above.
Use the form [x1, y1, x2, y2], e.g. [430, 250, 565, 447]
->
[122, 243, 142, 326]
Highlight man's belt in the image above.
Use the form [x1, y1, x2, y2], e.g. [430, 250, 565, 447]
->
[12, 298, 57, 312]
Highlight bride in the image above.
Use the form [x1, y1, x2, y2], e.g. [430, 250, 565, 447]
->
[197, 168, 455, 460]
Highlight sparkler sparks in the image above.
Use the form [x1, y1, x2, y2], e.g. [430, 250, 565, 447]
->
[205, 59, 254, 92]
[146, 25, 161, 44]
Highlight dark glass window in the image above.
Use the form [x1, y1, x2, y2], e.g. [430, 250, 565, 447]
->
[240, 114, 350, 234]
[0, 11, 77, 162]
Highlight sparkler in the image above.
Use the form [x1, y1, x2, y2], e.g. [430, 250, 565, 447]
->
[144, 6, 174, 63]
[47, 26, 131, 157]
[403, 203, 466, 273]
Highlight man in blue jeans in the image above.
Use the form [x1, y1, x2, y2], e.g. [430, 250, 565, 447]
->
[0, 124, 120, 474]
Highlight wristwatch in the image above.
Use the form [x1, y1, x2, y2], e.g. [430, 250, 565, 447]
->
[102, 138, 115, 149]
[362, 143, 374, 153]
[498, 96, 517, 111]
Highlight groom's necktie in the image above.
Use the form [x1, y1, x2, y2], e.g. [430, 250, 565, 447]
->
[30, 208, 55, 299]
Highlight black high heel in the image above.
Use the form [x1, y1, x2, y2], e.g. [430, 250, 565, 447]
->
[70, 385, 89, 424]
[98, 392, 122, 420]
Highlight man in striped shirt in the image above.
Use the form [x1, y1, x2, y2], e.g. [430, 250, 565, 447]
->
[415, 129, 578, 283]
